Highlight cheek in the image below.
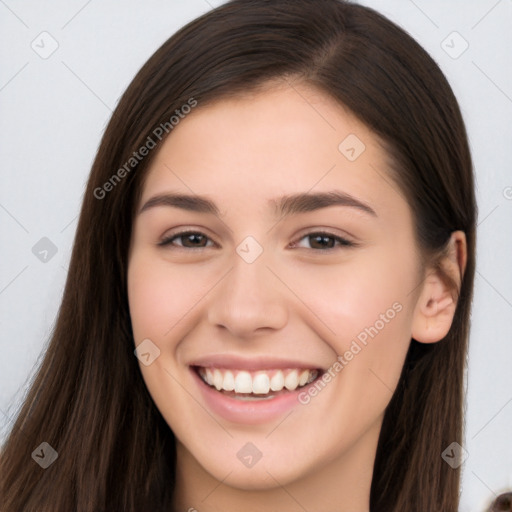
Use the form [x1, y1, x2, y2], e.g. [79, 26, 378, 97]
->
[127, 252, 214, 343]
[285, 250, 416, 396]
[287, 250, 416, 337]
[126, 254, 214, 432]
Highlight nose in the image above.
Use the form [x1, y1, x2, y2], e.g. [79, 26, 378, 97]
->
[207, 255, 289, 338]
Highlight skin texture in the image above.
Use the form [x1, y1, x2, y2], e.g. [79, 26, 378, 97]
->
[127, 82, 466, 512]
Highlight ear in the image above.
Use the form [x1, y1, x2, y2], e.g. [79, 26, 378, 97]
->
[412, 231, 467, 344]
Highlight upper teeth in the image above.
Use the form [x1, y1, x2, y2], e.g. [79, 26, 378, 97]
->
[198, 368, 318, 394]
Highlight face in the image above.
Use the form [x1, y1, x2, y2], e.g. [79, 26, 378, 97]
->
[127, 82, 425, 492]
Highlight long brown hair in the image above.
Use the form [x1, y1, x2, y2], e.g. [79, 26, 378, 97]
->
[1, 1, 476, 510]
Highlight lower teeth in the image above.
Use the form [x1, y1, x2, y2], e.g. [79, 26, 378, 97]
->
[217, 388, 279, 400]
[233, 394, 276, 401]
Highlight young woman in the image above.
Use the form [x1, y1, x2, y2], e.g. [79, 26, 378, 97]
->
[1, 0, 487, 510]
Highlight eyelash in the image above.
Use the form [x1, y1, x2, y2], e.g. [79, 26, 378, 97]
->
[158, 230, 356, 251]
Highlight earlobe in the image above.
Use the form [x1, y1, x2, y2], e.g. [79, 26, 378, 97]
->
[411, 231, 467, 344]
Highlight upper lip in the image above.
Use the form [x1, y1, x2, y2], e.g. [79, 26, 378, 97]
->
[189, 354, 326, 372]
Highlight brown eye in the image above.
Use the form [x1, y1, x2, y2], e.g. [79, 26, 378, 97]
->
[159, 231, 213, 249]
[293, 232, 354, 250]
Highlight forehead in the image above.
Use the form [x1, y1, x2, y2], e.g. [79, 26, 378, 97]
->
[139, 83, 406, 221]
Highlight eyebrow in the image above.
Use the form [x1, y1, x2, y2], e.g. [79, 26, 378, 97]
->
[139, 191, 377, 217]
[271, 191, 377, 218]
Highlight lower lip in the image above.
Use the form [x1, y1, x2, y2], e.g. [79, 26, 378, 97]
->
[190, 368, 318, 425]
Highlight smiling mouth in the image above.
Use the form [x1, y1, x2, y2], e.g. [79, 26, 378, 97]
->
[193, 366, 321, 400]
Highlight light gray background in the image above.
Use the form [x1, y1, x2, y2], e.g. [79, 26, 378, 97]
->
[0, 1, 511, 510]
